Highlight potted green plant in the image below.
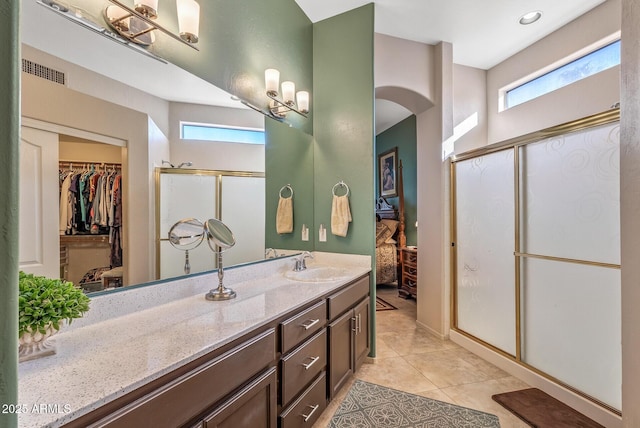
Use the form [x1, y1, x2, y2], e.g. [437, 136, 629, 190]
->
[18, 271, 90, 362]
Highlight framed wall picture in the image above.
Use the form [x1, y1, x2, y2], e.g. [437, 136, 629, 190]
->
[378, 147, 398, 197]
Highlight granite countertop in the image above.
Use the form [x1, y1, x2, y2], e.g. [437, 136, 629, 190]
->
[18, 252, 371, 428]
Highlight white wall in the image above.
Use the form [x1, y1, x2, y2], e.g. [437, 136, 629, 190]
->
[22, 45, 171, 136]
[452, 64, 488, 155]
[620, 0, 640, 426]
[374, 33, 435, 113]
[486, 0, 621, 144]
[59, 140, 122, 164]
[416, 42, 453, 337]
[168, 103, 265, 172]
[147, 118, 171, 279]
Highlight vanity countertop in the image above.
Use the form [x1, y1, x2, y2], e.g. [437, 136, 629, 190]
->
[17, 253, 371, 428]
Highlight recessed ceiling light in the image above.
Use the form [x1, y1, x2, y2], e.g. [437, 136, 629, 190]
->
[519, 11, 542, 25]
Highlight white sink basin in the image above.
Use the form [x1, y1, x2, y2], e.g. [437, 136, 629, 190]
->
[284, 266, 350, 282]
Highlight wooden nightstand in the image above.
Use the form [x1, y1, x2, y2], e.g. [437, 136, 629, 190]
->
[398, 247, 417, 299]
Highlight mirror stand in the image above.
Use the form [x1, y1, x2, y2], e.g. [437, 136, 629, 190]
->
[205, 252, 236, 301]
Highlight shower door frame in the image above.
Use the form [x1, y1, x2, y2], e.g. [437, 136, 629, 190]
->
[449, 108, 621, 415]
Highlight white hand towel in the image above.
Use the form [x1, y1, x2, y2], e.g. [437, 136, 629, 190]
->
[331, 194, 352, 237]
[276, 196, 293, 234]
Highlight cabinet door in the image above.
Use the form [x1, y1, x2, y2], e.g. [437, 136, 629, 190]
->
[328, 310, 354, 400]
[353, 298, 370, 371]
[203, 367, 277, 428]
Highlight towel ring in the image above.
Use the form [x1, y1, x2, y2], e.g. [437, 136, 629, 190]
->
[332, 181, 350, 197]
[279, 184, 294, 198]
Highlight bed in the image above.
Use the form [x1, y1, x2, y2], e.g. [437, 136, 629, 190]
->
[375, 161, 406, 285]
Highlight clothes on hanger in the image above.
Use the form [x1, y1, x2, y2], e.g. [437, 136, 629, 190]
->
[59, 163, 123, 268]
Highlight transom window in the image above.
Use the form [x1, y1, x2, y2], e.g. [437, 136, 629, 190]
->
[503, 39, 620, 110]
[180, 122, 265, 145]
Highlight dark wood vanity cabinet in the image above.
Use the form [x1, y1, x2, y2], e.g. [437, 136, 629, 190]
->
[79, 329, 277, 428]
[353, 297, 370, 370]
[65, 274, 371, 428]
[327, 276, 370, 400]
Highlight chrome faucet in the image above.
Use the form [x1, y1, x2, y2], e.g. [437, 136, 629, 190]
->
[293, 251, 314, 271]
[265, 248, 278, 259]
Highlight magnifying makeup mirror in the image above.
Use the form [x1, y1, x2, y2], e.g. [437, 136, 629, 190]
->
[204, 219, 237, 301]
[168, 217, 237, 300]
[205, 218, 236, 251]
[168, 218, 205, 274]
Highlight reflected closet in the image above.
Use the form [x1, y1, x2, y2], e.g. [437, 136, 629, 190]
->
[58, 138, 124, 292]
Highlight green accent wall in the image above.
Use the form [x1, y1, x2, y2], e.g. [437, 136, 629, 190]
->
[376, 115, 418, 246]
[312, 4, 376, 357]
[265, 120, 315, 251]
[0, 1, 20, 426]
[312, 5, 375, 257]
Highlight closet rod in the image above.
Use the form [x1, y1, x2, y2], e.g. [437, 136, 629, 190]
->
[59, 160, 122, 170]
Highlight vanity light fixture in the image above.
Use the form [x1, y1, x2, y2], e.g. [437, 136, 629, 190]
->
[519, 11, 542, 25]
[104, 0, 200, 50]
[264, 68, 310, 118]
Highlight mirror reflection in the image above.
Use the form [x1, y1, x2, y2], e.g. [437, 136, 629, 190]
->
[205, 218, 236, 250]
[19, 0, 310, 296]
[168, 218, 205, 274]
[157, 168, 266, 280]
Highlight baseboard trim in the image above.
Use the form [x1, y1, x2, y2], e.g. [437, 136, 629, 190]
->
[416, 320, 447, 340]
[449, 330, 621, 428]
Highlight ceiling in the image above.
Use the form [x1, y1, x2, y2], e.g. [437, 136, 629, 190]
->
[21, 0, 607, 134]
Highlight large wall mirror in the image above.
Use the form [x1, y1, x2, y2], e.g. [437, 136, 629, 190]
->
[19, 0, 314, 295]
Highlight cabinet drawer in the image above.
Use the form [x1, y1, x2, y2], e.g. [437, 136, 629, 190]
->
[403, 249, 418, 264]
[327, 275, 369, 320]
[281, 329, 327, 406]
[90, 329, 276, 428]
[279, 372, 327, 428]
[281, 300, 327, 354]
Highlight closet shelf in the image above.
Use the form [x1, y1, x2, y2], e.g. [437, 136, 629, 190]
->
[60, 235, 110, 244]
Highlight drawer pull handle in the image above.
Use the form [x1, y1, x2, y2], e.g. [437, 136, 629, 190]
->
[301, 356, 320, 370]
[302, 404, 320, 422]
[351, 317, 357, 332]
[301, 318, 320, 330]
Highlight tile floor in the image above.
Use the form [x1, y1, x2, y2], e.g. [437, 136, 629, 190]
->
[313, 284, 531, 428]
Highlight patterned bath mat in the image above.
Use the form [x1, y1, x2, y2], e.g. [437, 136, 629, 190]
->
[328, 379, 501, 427]
[375, 296, 397, 311]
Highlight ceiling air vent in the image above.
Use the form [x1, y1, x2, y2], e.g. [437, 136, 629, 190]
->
[22, 59, 66, 86]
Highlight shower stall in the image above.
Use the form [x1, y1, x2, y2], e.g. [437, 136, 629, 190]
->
[450, 109, 621, 414]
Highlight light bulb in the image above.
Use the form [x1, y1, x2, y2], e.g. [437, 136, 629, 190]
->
[135, 0, 158, 18]
[265, 69, 280, 97]
[177, 0, 200, 43]
[296, 91, 309, 113]
[282, 81, 295, 105]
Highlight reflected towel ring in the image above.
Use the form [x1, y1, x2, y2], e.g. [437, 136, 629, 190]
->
[332, 181, 350, 196]
[279, 184, 294, 198]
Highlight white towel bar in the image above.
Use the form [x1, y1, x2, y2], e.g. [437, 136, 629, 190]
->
[332, 181, 350, 196]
